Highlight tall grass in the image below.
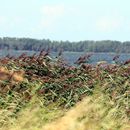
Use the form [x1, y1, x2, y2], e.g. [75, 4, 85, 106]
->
[43, 88, 130, 130]
[0, 52, 129, 130]
[2, 87, 130, 130]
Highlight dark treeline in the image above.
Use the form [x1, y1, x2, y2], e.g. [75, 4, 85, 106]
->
[0, 37, 130, 53]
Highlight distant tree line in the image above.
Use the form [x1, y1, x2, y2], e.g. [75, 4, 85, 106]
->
[0, 37, 130, 53]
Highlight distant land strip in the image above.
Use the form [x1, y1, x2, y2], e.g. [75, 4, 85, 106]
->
[0, 37, 130, 53]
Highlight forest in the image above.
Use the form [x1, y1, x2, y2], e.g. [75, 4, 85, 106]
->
[0, 37, 130, 53]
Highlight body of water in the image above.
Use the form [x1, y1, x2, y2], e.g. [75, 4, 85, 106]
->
[0, 50, 130, 65]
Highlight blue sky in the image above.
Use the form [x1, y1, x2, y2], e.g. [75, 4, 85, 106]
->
[0, 0, 130, 41]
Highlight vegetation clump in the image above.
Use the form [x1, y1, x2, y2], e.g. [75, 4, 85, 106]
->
[0, 51, 129, 130]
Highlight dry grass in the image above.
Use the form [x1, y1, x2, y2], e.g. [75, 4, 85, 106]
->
[0, 66, 24, 83]
[43, 93, 130, 130]
[0, 97, 64, 130]
[0, 88, 130, 130]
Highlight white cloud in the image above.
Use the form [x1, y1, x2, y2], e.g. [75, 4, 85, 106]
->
[40, 5, 65, 29]
[96, 16, 123, 32]
[0, 16, 25, 29]
[41, 5, 65, 16]
[0, 16, 7, 25]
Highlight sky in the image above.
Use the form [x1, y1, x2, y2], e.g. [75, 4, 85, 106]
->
[0, 0, 130, 41]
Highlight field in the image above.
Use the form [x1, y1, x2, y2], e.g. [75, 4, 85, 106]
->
[0, 51, 130, 130]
